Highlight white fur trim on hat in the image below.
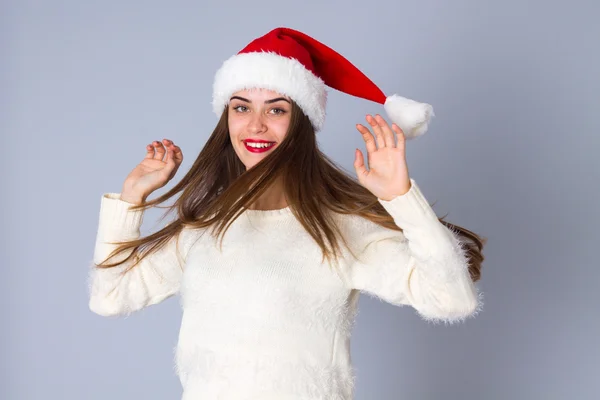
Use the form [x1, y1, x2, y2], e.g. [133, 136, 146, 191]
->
[212, 52, 328, 130]
[384, 95, 435, 139]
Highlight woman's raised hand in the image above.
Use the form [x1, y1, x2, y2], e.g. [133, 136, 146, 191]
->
[120, 139, 183, 205]
[354, 114, 411, 201]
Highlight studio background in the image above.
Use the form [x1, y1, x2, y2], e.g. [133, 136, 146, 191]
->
[2, 0, 598, 399]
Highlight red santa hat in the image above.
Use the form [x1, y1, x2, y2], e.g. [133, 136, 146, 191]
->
[212, 27, 434, 139]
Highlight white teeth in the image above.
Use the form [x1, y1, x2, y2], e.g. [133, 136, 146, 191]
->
[246, 142, 274, 149]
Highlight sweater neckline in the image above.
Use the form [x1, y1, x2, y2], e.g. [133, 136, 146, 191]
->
[242, 205, 293, 217]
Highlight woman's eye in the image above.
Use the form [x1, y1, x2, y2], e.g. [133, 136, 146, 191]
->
[233, 105, 248, 112]
[270, 108, 286, 115]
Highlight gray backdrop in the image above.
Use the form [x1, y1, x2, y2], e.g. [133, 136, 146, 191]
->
[2, 0, 598, 399]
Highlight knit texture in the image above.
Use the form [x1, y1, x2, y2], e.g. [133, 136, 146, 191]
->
[88, 179, 482, 399]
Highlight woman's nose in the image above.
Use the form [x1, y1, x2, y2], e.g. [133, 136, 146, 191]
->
[247, 112, 266, 132]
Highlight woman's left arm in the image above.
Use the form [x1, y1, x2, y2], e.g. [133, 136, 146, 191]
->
[350, 178, 482, 324]
[346, 114, 481, 324]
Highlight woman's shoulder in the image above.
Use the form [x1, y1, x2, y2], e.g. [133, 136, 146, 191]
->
[329, 209, 405, 249]
[180, 223, 210, 240]
[158, 221, 209, 253]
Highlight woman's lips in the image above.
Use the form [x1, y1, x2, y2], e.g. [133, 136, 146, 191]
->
[243, 141, 275, 153]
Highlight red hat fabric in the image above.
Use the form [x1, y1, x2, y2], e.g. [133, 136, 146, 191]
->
[212, 27, 434, 139]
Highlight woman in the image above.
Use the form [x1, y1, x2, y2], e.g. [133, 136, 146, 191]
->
[89, 27, 485, 399]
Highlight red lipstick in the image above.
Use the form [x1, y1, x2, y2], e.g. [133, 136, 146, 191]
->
[243, 138, 276, 153]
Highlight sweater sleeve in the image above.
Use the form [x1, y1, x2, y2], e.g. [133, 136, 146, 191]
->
[342, 179, 482, 324]
[88, 193, 197, 317]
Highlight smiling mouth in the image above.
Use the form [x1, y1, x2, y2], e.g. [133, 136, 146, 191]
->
[243, 141, 276, 153]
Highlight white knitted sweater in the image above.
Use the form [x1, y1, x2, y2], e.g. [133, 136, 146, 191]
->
[88, 178, 481, 399]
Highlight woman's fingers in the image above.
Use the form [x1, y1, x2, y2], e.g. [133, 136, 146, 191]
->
[145, 144, 155, 159]
[357, 114, 397, 153]
[164, 141, 183, 164]
[365, 115, 386, 149]
[163, 141, 184, 179]
[356, 123, 377, 154]
[164, 145, 175, 168]
[353, 148, 369, 180]
[144, 139, 183, 163]
[170, 144, 183, 164]
[153, 141, 166, 160]
[391, 123, 406, 152]
[375, 114, 396, 148]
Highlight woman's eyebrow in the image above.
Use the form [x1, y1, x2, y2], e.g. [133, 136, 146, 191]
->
[229, 96, 290, 104]
[230, 96, 250, 102]
[265, 97, 291, 104]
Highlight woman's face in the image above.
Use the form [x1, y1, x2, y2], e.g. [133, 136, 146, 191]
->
[228, 88, 292, 170]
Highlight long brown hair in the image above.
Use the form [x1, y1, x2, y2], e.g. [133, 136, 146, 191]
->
[96, 102, 485, 282]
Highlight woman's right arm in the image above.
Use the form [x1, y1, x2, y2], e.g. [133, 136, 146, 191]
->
[89, 138, 188, 317]
[88, 192, 196, 317]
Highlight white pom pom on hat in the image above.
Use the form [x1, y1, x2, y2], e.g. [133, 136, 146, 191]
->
[212, 27, 434, 139]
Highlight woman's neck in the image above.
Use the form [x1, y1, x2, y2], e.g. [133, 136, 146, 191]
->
[247, 181, 288, 210]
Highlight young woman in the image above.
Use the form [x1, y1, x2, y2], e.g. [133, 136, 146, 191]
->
[89, 27, 485, 399]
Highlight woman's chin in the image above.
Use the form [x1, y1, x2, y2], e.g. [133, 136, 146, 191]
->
[243, 160, 260, 170]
